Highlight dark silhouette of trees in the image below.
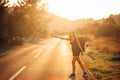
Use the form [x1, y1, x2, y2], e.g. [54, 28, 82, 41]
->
[0, 2, 10, 46]
[0, 0, 48, 46]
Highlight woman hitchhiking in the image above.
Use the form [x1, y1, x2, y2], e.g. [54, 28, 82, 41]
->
[54, 31, 87, 77]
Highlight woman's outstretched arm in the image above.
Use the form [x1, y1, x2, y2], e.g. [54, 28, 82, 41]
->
[54, 35, 70, 40]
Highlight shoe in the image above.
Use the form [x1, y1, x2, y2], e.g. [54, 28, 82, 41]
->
[83, 72, 87, 75]
[83, 72, 88, 78]
[69, 73, 76, 77]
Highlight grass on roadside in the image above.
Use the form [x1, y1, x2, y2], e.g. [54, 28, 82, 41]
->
[82, 37, 120, 80]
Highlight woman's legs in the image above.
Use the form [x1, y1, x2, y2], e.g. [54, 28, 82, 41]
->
[72, 56, 76, 74]
[71, 56, 86, 75]
[76, 56, 86, 73]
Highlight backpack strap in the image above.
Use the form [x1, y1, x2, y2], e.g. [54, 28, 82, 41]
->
[75, 38, 84, 55]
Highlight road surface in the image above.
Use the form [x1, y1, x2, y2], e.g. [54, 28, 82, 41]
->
[0, 38, 85, 80]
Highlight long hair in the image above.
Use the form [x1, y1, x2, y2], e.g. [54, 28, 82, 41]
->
[70, 31, 77, 36]
[69, 31, 76, 40]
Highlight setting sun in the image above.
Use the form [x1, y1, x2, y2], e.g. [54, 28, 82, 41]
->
[47, 0, 120, 20]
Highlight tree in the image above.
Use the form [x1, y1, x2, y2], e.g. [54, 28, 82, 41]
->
[0, 2, 10, 45]
[0, 0, 49, 46]
[95, 15, 120, 38]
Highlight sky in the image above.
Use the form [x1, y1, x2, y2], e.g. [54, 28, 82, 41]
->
[7, 0, 120, 20]
[47, 0, 120, 20]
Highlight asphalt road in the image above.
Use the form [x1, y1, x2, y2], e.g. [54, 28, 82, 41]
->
[0, 38, 84, 80]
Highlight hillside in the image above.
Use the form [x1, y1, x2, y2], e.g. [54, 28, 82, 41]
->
[45, 12, 90, 32]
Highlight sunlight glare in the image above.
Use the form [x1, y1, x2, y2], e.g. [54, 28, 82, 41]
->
[5, 0, 120, 20]
[61, 41, 70, 55]
[6, 0, 25, 7]
[47, 0, 120, 20]
[8, 0, 19, 7]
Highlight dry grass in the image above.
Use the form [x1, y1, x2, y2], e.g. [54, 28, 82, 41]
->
[91, 37, 120, 53]
[82, 37, 120, 80]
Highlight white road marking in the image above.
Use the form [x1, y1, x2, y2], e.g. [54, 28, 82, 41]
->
[9, 66, 27, 80]
[34, 39, 60, 58]
[34, 50, 42, 58]
[34, 43, 51, 58]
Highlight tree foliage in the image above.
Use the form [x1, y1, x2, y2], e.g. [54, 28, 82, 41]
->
[95, 15, 120, 38]
[0, 0, 48, 46]
[75, 14, 120, 39]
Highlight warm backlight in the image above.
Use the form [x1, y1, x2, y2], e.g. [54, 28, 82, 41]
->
[7, 0, 120, 20]
[47, 0, 120, 20]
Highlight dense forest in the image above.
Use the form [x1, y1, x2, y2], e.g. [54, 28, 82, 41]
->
[0, 0, 48, 47]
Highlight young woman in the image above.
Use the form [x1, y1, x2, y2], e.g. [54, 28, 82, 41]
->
[55, 32, 87, 77]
